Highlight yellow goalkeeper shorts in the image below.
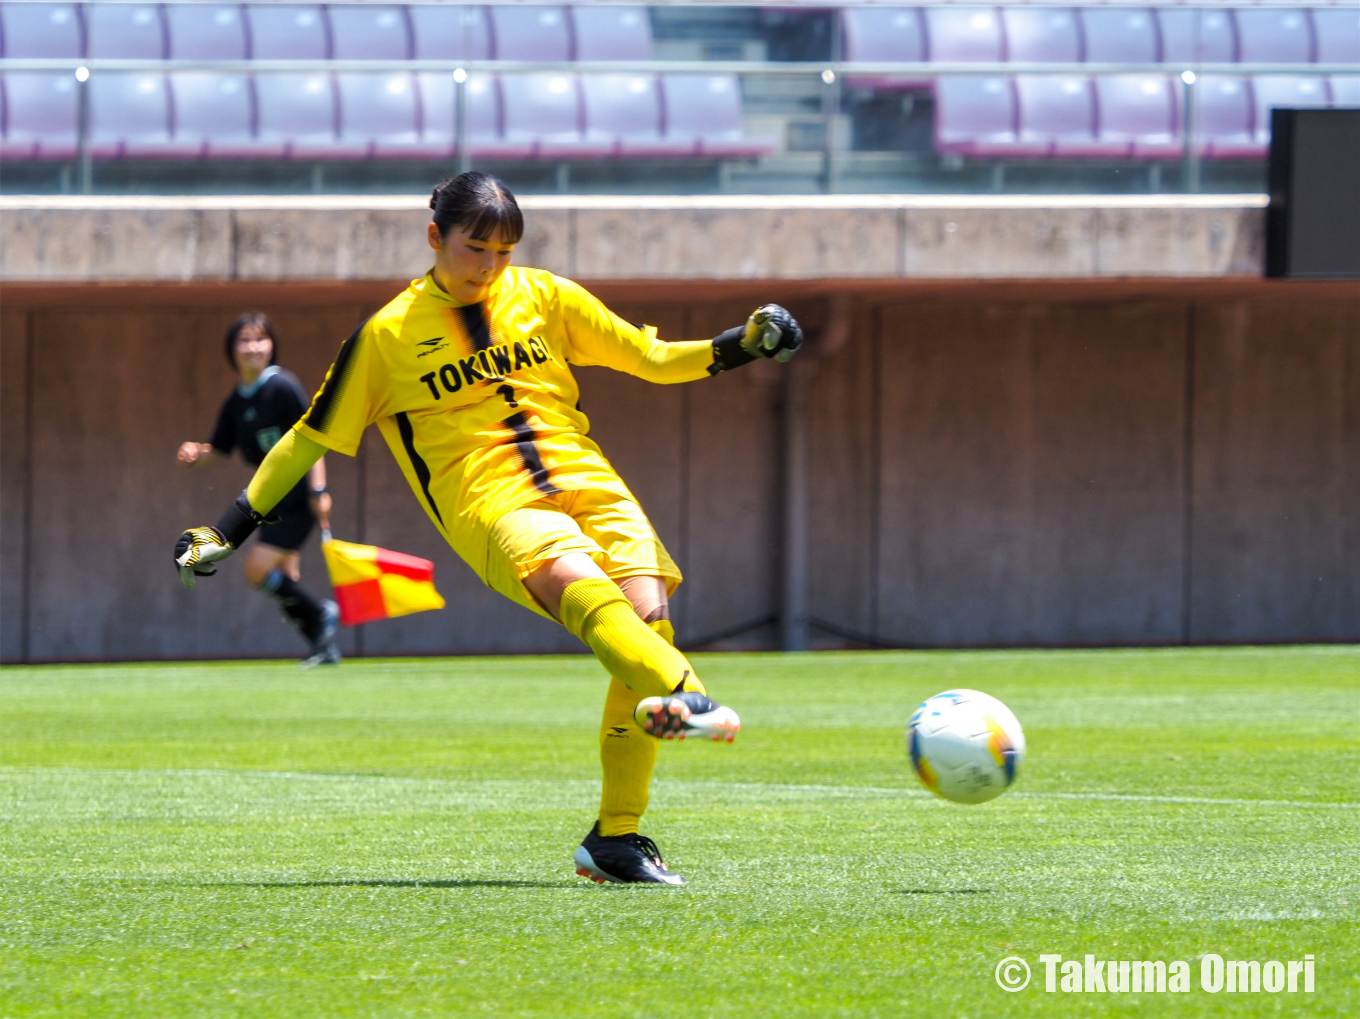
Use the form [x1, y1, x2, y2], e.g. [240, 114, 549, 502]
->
[483, 489, 682, 620]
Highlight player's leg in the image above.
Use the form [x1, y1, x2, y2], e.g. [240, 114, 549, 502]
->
[247, 506, 339, 665]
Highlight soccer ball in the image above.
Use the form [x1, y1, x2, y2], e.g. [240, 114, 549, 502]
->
[906, 689, 1025, 804]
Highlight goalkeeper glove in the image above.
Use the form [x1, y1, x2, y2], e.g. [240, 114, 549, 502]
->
[173, 493, 274, 589]
[710, 304, 804, 373]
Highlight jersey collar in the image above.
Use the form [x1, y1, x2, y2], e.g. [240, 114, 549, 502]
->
[237, 364, 280, 399]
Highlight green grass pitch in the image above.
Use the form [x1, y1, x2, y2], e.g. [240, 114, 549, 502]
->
[1, 646, 1357, 1018]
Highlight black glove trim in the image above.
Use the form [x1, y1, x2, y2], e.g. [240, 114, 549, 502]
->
[213, 492, 277, 549]
[708, 326, 756, 375]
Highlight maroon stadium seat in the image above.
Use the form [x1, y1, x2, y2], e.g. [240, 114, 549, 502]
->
[661, 74, 772, 158]
[490, 6, 571, 62]
[1002, 8, 1081, 64]
[1190, 75, 1255, 157]
[409, 5, 492, 61]
[571, 6, 652, 62]
[1014, 75, 1107, 156]
[1080, 9, 1157, 65]
[337, 72, 449, 158]
[581, 73, 693, 157]
[170, 72, 269, 158]
[1235, 9, 1314, 65]
[86, 3, 164, 59]
[925, 8, 1004, 63]
[255, 73, 367, 158]
[841, 7, 928, 90]
[933, 76, 1018, 156]
[1252, 75, 1328, 149]
[501, 72, 612, 158]
[1158, 9, 1237, 66]
[1312, 9, 1360, 66]
[329, 5, 411, 61]
[0, 3, 83, 58]
[165, 5, 247, 61]
[89, 73, 199, 157]
[0, 71, 78, 158]
[1095, 74, 1181, 158]
[246, 5, 328, 60]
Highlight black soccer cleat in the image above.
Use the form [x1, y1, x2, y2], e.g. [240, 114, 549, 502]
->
[634, 691, 740, 742]
[573, 823, 685, 885]
[300, 600, 342, 669]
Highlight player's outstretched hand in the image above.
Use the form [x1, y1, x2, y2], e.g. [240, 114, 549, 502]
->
[741, 304, 804, 363]
[174, 526, 234, 589]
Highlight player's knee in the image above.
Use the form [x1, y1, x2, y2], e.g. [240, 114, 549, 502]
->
[618, 576, 668, 625]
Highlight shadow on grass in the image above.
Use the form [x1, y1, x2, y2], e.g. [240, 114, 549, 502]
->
[212, 879, 577, 889]
[892, 888, 992, 895]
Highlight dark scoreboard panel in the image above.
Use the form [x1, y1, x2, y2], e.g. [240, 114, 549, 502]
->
[1266, 109, 1360, 279]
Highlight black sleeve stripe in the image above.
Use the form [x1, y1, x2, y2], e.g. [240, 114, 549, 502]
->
[395, 411, 446, 528]
[302, 319, 368, 434]
[458, 303, 494, 352]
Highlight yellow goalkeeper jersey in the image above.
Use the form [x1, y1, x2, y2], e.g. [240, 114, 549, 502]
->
[295, 265, 716, 568]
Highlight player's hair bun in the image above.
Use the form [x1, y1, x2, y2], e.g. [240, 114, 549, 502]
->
[430, 172, 524, 245]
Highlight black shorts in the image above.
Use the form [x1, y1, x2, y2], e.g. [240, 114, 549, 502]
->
[257, 503, 316, 552]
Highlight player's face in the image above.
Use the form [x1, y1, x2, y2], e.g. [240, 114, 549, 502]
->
[429, 222, 516, 305]
[233, 324, 273, 378]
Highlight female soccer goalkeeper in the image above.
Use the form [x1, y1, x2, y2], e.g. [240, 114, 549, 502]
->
[174, 172, 803, 885]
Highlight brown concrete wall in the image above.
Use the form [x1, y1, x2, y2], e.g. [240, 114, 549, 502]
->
[1, 280, 1356, 661]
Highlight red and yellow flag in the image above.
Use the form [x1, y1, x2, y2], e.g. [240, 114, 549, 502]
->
[321, 536, 446, 626]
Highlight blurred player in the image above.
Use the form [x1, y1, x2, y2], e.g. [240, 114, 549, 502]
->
[174, 173, 802, 883]
[177, 313, 341, 668]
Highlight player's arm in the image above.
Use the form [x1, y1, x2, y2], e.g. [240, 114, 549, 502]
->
[307, 456, 332, 534]
[172, 429, 325, 588]
[177, 441, 221, 468]
[559, 276, 803, 383]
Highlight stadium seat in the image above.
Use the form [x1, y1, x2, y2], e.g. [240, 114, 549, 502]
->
[246, 5, 328, 60]
[572, 6, 652, 62]
[933, 76, 1018, 156]
[581, 73, 692, 157]
[501, 73, 611, 158]
[409, 5, 492, 61]
[165, 5, 247, 61]
[1312, 9, 1360, 66]
[88, 73, 196, 157]
[86, 3, 164, 59]
[1014, 75, 1104, 156]
[0, 71, 78, 158]
[255, 73, 366, 158]
[1158, 9, 1237, 66]
[1190, 75, 1255, 157]
[489, 6, 571, 62]
[170, 72, 266, 158]
[925, 8, 1004, 64]
[329, 5, 411, 61]
[1252, 75, 1328, 149]
[1002, 8, 1081, 64]
[661, 74, 772, 158]
[1235, 9, 1314, 65]
[1332, 76, 1360, 108]
[337, 72, 448, 158]
[0, 2, 82, 58]
[840, 7, 928, 90]
[416, 72, 525, 159]
[1080, 9, 1158, 66]
[1095, 74, 1181, 158]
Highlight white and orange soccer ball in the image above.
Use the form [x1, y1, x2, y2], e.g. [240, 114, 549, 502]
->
[906, 689, 1025, 804]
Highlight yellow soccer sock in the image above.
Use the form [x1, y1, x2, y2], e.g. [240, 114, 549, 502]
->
[597, 618, 683, 837]
[559, 578, 704, 698]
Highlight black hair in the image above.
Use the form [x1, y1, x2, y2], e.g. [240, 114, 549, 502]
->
[223, 312, 278, 369]
[430, 171, 524, 244]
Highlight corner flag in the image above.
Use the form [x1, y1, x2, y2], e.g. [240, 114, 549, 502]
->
[321, 534, 446, 626]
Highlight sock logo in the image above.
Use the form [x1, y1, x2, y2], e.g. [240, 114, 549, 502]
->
[607, 726, 630, 739]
